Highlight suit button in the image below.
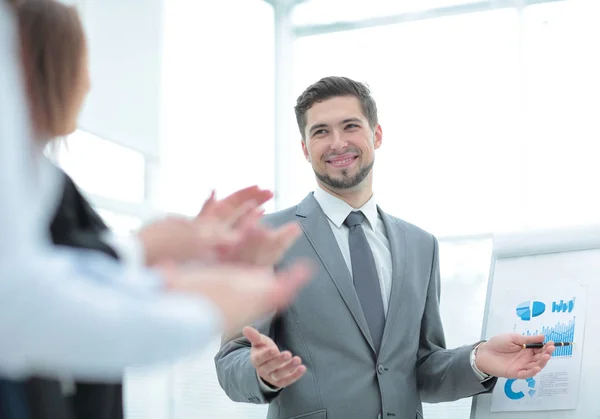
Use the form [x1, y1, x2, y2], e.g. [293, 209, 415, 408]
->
[377, 364, 385, 374]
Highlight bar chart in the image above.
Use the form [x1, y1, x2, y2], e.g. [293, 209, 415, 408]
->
[523, 318, 575, 357]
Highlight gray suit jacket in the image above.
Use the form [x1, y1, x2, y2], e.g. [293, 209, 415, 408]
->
[215, 193, 495, 419]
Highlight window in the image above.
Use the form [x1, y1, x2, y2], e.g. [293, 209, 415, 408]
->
[143, 0, 274, 417]
[56, 129, 146, 203]
[290, 9, 521, 237]
[159, 0, 275, 218]
[521, 0, 600, 229]
[53, 129, 153, 234]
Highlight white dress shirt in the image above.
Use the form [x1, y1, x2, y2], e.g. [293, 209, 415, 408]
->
[258, 185, 488, 392]
[0, 4, 222, 381]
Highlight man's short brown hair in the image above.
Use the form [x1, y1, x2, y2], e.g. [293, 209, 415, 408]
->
[294, 76, 379, 141]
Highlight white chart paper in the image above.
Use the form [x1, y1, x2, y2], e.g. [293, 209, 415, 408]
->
[489, 283, 586, 412]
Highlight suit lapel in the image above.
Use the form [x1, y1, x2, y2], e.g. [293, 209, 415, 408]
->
[296, 193, 376, 353]
[378, 209, 408, 351]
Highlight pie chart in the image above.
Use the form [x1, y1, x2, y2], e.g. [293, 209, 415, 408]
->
[516, 301, 546, 321]
[504, 377, 537, 400]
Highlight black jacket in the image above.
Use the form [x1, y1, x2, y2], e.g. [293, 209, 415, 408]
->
[0, 170, 124, 419]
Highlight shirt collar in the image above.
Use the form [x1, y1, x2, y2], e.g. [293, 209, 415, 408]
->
[313, 185, 379, 230]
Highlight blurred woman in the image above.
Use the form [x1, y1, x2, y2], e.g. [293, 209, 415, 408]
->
[9, 1, 170, 418]
[0, 1, 308, 419]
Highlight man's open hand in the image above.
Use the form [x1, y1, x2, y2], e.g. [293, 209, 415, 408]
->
[245, 326, 306, 389]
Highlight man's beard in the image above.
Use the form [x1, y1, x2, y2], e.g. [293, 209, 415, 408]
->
[314, 159, 374, 190]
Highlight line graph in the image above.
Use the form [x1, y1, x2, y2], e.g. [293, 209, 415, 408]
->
[523, 318, 575, 357]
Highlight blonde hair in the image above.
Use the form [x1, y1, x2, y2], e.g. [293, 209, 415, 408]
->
[11, 0, 86, 138]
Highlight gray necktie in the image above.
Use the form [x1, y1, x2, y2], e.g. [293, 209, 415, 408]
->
[344, 211, 386, 353]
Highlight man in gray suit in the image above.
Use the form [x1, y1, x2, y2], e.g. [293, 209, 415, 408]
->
[215, 76, 555, 419]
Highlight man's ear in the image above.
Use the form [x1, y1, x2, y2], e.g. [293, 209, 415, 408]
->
[374, 124, 383, 150]
[301, 139, 311, 162]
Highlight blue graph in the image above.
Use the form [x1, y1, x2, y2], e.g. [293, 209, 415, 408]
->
[552, 298, 575, 314]
[523, 318, 575, 357]
[516, 300, 546, 321]
[504, 377, 537, 400]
